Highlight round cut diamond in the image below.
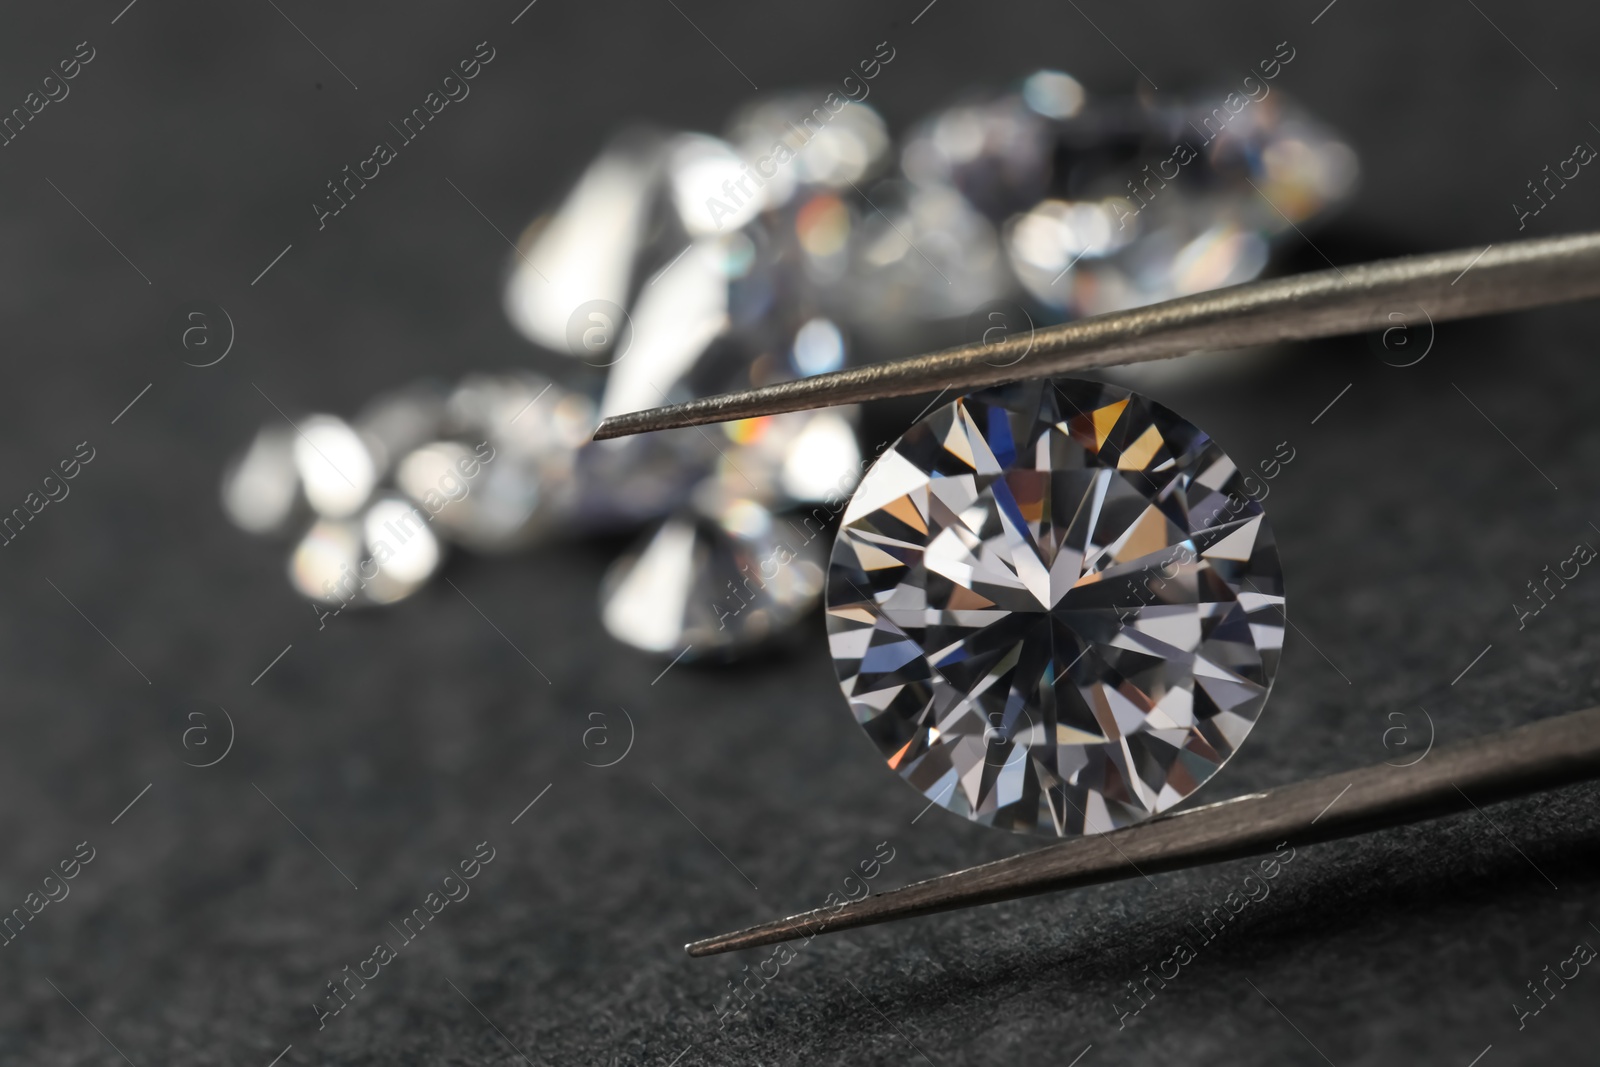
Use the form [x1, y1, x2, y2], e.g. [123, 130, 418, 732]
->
[826, 380, 1284, 837]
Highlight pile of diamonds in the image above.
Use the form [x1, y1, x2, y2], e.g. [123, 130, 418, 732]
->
[221, 69, 1356, 662]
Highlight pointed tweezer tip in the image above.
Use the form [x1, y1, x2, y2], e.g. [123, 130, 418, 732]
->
[686, 933, 754, 958]
[684, 909, 831, 957]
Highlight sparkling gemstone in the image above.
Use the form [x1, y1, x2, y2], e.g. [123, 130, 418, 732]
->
[826, 379, 1284, 837]
[601, 489, 827, 659]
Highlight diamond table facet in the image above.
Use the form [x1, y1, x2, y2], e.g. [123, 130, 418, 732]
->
[826, 379, 1284, 837]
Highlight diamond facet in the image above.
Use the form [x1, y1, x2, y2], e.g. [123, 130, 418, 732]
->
[826, 380, 1284, 837]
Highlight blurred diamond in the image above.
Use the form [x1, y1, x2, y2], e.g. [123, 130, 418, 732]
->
[1020, 69, 1086, 120]
[354, 381, 448, 473]
[426, 372, 592, 550]
[504, 129, 669, 352]
[293, 414, 378, 520]
[901, 73, 1358, 319]
[228, 79, 1345, 667]
[289, 518, 364, 605]
[792, 193, 854, 283]
[586, 208, 866, 514]
[671, 133, 763, 235]
[290, 494, 443, 608]
[839, 179, 1010, 329]
[791, 316, 846, 376]
[361, 496, 444, 603]
[723, 94, 891, 208]
[395, 440, 526, 552]
[826, 379, 1284, 836]
[221, 425, 301, 536]
[602, 489, 827, 659]
[711, 410, 861, 506]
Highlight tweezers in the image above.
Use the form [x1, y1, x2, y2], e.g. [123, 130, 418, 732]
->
[592, 230, 1600, 440]
[587, 230, 1600, 956]
[687, 705, 1600, 955]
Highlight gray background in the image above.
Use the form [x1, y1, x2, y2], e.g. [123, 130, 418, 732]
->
[0, 0, 1597, 1064]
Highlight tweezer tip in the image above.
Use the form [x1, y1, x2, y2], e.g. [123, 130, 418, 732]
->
[684, 937, 729, 958]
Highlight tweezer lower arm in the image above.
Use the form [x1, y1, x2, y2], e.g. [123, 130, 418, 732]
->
[688, 703, 1600, 956]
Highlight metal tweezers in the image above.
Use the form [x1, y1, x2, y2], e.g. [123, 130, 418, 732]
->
[592, 231, 1600, 957]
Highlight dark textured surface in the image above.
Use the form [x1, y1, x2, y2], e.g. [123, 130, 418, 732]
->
[1, 1, 1598, 1064]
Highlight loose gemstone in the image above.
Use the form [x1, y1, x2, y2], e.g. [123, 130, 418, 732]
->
[220, 425, 301, 536]
[602, 490, 826, 660]
[288, 494, 443, 608]
[898, 70, 1358, 320]
[293, 414, 378, 520]
[826, 379, 1284, 837]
